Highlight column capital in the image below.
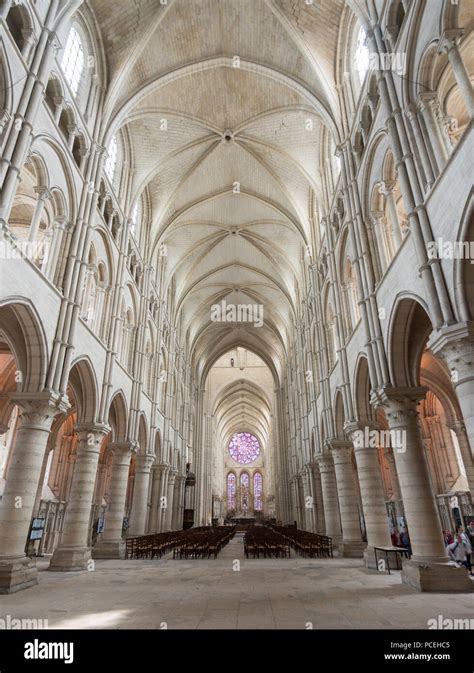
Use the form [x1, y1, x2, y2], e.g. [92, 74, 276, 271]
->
[428, 321, 473, 359]
[446, 419, 466, 435]
[327, 440, 354, 465]
[47, 30, 62, 52]
[135, 453, 155, 472]
[371, 385, 427, 407]
[167, 470, 178, 485]
[75, 422, 110, 440]
[417, 91, 440, 112]
[344, 420, 381, 449]
[0, 108, 11, 133]
[152, 463, 169, 475]
[372, 386, 427, 431]
[378, 179, 396, 196]
[94, 143, 107, 157]
[9, 390, 70, 426]
[109, 440, 137, 459]
[316, 452, 335, 473]
[437, 29, 464, 55]
[428, 322, 474, 386]
[34, 185, 51, 202]
[67, 123, 80, 137]
[344, 419, 379, 435]
[366, 90, 378, 109]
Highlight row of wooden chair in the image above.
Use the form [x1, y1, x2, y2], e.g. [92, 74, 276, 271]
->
[172, 527, 236, 559]
[271, 526, 333, 558]
[244, 527, 291, 559]
[125, 527, 212, 560]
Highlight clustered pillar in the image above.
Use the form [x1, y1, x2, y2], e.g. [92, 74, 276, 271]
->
[128, 454, 154, 538]
[316, 454, 342, 548]
[347, 423, 392, 567]
[93, 441, 135, 559]
[0, 392, 68, 593]
[49, 424, 110, 571]
[329, 441, 365, 557]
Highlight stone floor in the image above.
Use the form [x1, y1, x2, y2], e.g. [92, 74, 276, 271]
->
[0, 535, 473, 629]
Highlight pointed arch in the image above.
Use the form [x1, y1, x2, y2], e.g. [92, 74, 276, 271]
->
[107, 390, 128, 442]
[68, 356, 99, 425]
[0, 297, 49, 393]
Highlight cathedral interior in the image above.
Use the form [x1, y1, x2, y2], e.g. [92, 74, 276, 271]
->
[0, 0, 473, 636]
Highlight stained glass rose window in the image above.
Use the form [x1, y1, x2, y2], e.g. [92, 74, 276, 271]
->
[228, 432, 260, 464]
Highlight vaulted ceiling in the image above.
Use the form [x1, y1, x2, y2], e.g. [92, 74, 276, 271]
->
[89, 0, 348, 382]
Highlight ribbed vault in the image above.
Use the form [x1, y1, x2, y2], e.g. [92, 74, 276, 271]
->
[88, 0, 345, 381]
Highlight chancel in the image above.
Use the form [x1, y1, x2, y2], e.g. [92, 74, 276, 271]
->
[0, 0, 473, 632]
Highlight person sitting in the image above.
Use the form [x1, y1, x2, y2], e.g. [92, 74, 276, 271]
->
[443, 529, 454, 546]
[447, 526, 473, 577]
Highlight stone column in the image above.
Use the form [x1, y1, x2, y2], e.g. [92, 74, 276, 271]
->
[147, 464, 165, 533]
[374, 388, 472, 591]
[127, 454, 154, 537]
[303, 466, 316, 532]
[28, 186, 51, 243]
[49, 424, 109, 571]
[379, 180, 402, 248]
[370, 212, 389, 271]
[296, 474, 305, 528]
[329, 440, 365, 557]
[20, 29, 37, 62]
[309, 461, 326, 533]
[348, 424, 392, 567]
[418, 93, 450, 170]
[172, 475, 185, 530]
[377, 389, 447, 561]
[316, 453, 342, 547]
[448, 420, 474, 498]
[93, 441, 136, 559]
[0, 391, 68, 593]
[429, 326, 474, 454]
[158, 465, 170, 532]
[288, 477, 297, 525]
[163, 470, 177, 531]
[438, 30, 474, 118]
[405, 103, 435, 190]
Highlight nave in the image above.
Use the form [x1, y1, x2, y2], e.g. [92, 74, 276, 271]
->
[0, 0, 473, 643]
[0, 533, 472, 630]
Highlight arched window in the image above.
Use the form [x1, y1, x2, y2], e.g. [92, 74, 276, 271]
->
[104, 135, 117, 181]
[240, 472, 250, 511]
[120, 307, 135, 370]
[131, 202, 138, 228]
[6, 4, 34, 59]
[325, 300, 337, 369]
[355, 26, 369, 86]
[130, 201, 140, 239]
[254, 472, 263, 511]
[342, 257, 360, 334]
[61, 27, 84, 96]
[144, 338, 154, 397]
[228, 432, 260, 464]
[227, 473, 236, 510]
